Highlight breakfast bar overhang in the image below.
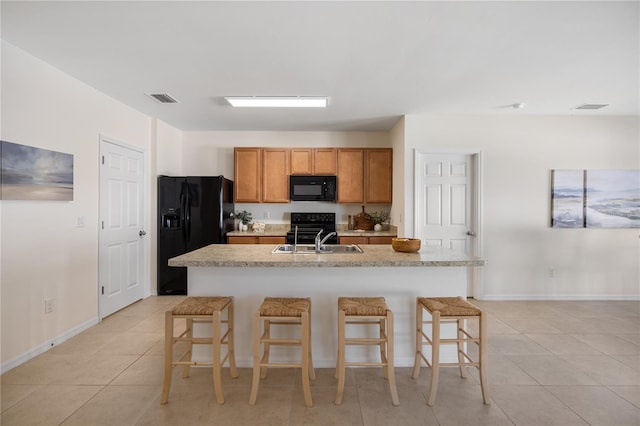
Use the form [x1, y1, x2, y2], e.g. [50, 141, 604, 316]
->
[168, 244, 486, 367]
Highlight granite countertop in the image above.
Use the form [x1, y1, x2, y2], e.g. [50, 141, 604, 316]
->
[168, 244, 485, 268]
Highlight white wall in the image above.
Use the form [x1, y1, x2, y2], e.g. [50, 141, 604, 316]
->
[0, 42, 155, 369]
[181, 131, 393, 224]
[404, 114, 640, 300]
[156, 119, 183, 176]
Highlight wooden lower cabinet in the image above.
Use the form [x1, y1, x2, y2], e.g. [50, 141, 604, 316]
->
[228, 236, 286, 244]
[368, 236, 394, 244]
[338, 236, 368, 245]
[339, 236, 394, 245]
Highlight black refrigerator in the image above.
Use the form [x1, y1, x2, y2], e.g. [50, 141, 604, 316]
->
[157, 175, 234, 295]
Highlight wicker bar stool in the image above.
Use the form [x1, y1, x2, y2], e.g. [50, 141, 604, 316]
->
[411, 296, 489, 405]
[249, 297, 316, 407]
[160, 296, 238, 405]
[335, 297, 399, 406]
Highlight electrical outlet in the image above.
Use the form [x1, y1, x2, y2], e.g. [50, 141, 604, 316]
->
[45, 299, 54, 314]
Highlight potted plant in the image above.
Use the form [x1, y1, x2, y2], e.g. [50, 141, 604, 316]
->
[235, 210, 252, 231]
[369, 211, 390, 231]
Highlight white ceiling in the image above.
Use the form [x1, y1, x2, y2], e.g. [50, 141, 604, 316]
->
[2, 1, 638, 132]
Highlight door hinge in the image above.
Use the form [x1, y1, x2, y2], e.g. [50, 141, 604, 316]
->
[101, 155, 105, 165]
[101, 221, 104, 229]
[101, 286, 104, 295]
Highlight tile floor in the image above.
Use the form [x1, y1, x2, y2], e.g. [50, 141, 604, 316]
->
[1, 297, 639, 425]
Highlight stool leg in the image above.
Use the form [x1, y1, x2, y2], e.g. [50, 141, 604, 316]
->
[301, 311, 313, 407]
[334, 310, 346, 405]
[249, 311, 261, 405]
[427, 311, 441, 406]
[160, 311, 173, 404]
[386, 310, 399, 406]
[308, 304, 316, 381]
[479, 312, 490, 404]
[227, 300, 239, 379]
[412, 298, 423, 379]
[182, 318, 193, 379]
[260, 319, 270, 379]
[212, 310, 224, 404]
[457, 318, 467, 379]
[380, 317, 388, 379]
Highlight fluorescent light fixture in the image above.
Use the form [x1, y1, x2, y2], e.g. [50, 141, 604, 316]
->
[225, 96, 328, 108]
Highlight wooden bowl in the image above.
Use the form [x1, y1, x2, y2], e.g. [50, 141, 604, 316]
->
[391, 238, 421, 253]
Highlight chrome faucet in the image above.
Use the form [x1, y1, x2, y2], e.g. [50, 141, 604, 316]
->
[315, 230, 337, 253]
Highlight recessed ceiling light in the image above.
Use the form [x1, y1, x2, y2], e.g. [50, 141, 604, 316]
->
[225, 96, 328, 108]
[574, 103, 609, 110]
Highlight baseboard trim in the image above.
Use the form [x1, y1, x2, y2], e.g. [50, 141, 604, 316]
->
[1, 316, 99, 374]
[479, 294, 640, 301]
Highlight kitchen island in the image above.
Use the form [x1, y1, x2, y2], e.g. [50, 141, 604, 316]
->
[169, 244, 485, 367]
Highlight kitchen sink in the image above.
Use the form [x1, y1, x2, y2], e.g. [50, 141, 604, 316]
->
[271, 244, 363, 254]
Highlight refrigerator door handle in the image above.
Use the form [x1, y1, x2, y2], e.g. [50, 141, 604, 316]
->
[180, 190, 187, 243]
[218, 185, 224, 231]
[185, 189, 191, 242]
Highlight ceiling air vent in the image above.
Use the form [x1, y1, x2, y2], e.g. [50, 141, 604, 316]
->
[574, 103, 609, 110]
[147, 93, 179, 104]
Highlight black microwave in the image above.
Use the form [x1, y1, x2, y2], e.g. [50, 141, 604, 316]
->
[289, 175, 337, 202]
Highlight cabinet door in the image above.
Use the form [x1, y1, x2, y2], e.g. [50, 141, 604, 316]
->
[339, 236, 369, 245]
[337, 149, 364, 203]
[313, 148, 337, 175]
[234, 148, 261, 203]
[263, 148, 290, 203]
[368, 236, 394, 244]
[227, 236, 258, 244]
[258, 236, 286, 244]
[290, 149, 313, 175]
[365, 148, 392, 203]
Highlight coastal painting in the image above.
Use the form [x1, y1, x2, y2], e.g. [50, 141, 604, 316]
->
[586, 170, 640, 228]
[1, 140, 73, 201]
[551, 170, 585, 228]
[551, 169, 640, 228]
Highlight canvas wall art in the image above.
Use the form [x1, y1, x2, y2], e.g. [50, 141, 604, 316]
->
[551, 170, 586, 228]
[1, 140, 74, 201]
[586, 170, 640, 228]
[551, 169, 640, 228]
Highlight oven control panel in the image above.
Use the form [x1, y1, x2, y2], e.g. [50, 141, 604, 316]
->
[290, 212, 336, 226]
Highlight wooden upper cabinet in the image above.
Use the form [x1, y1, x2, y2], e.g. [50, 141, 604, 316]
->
[365, 148, 392, 203]
[290, 149, 313, 174]
[290, 148, 336, 175]
[313, 148, 337, 175]
[337, 148, 364, 203]
[262, 148, 290, 203]
[235, 146, 390, 204]
[234, 148, 261, 203]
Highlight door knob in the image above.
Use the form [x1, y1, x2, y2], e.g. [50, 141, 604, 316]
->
[467, 231, 476, 236]
[139, 230, 147, 236]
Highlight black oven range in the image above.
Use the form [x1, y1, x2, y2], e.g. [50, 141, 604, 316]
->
[286, 212, 338, 245]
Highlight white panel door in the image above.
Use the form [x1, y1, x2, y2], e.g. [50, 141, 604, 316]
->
[415, 152, 477, 295]
[99, 138, 145, 317]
